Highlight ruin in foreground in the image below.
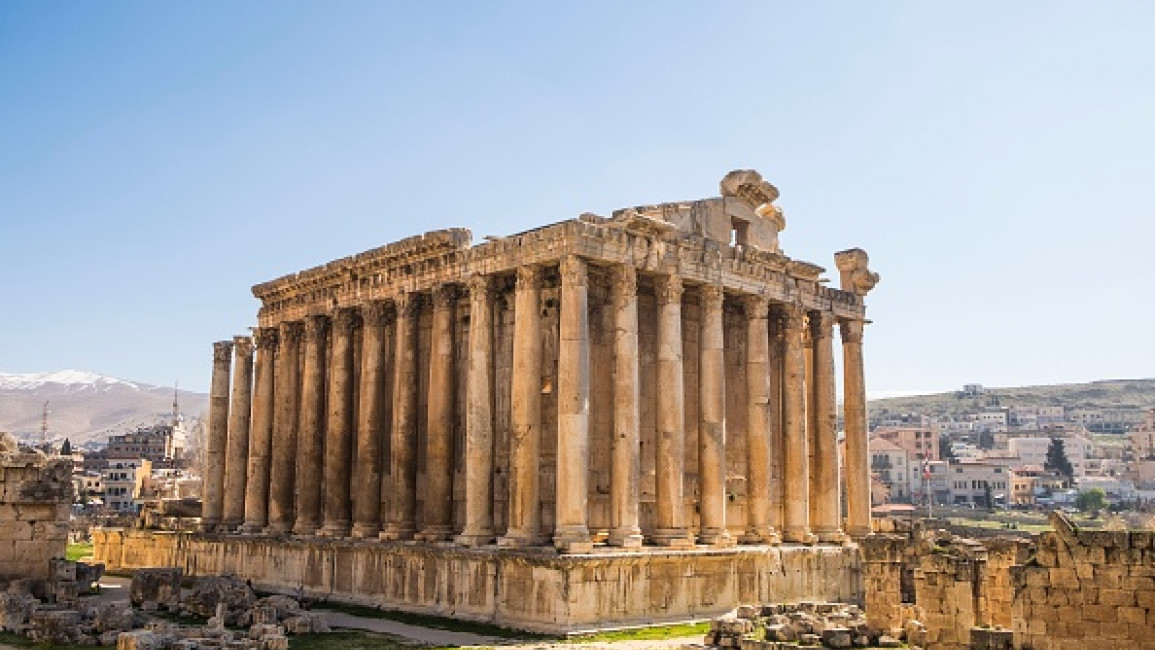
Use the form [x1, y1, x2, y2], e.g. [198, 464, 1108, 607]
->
[98, 170, 881, 632]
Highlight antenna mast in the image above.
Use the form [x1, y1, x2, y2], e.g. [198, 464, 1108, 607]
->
[41, 401, 49, 445]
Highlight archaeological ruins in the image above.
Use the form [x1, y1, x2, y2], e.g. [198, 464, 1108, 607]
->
[99, 170, 884, 632]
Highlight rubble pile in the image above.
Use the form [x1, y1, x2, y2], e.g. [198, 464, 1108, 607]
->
[0, 568, 331, 649]
[693, 603, 903, 650]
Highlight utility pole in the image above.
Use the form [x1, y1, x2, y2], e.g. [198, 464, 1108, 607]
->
[41, 401, 49, 446]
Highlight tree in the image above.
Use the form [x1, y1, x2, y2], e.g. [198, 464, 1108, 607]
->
[978, 430, 996, 450]
[1075, 488, 1107, 515]
[60, 438, 72, 456]
[1045, 437, 1075, 482]
[939, 434, 958, 464]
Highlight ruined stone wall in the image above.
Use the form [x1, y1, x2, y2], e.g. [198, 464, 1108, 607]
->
[1012, 513, 1155, 650]
[0, 451, 72, 581]
[94, 529, 861, 634]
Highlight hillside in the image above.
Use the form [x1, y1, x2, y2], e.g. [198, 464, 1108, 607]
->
[868, 378, 1155, 420]
[0, 370, 208, 445]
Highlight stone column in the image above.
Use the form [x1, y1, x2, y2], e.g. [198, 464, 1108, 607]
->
[457, 275, 496, 546]
[222, 335, 254, 531]
[841, 319, 872, 538]
[741, 295, 778, 544]
[499, 266, 544, 547]
[698, 284, 730, 545]
[653, 274, 691, 547]
[555, 255, 592, 553]
[201, 340, 233, 532]
[293, 314, 328, 536]
[352, 301, 391, 539]
[804, 319, 818, 531]
[418, 284, 457, 541]
[381, 291, 419, 540]
[810, 312, 843, 542]
[768, 312, 785, 534]
[266, 321, 302, 534]
[781, 305, 812, 543]
[242, 327, 277, 533]
[320, 308, 357, 537]
[608, 265, 643, 548]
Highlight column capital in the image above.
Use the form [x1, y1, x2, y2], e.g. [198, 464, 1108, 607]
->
[742, 294, 770, 319]
[655, 274, 683, 305]
[809, 310, 834, 340]
[278, 320, 304, 344]
[303, 314, 329, 342]
[840, 318, 865, 343]
[395, 291, 422, 318]
[213, 340, 234, 363]
[700, 284, 724, 316]
[253, 327, 279, 350]
[332, 307, 360, 333]
[779, 304, 805, 332]
[610, 265, 637, 297]
[516, 265, 542, 290]
[362, 300, 395, 325]
[432, 283, 459, 309]
[467, 273, 494, 298]
[559, 255, 587, 287]
[232, 335, 254, 358]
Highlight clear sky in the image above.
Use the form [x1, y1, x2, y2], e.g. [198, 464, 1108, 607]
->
[2, 2, 1152, 395]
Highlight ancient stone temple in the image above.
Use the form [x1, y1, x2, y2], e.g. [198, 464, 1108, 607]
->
[99, 170, 879, 632]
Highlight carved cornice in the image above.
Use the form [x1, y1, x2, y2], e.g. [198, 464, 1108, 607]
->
[840, 319, 865, 344]
[253, 327, 279, 350]
[559, 255, 587, 287]
[655, 274, 683, 305]
[720, 169, 780, 206]
[212, 340, 234, 364]
[834, 248, 880, 297]
[700, 284, 724, 316]
[516, 265, 542, 291]
[610, 264, 637, 298]
[232, 335, 254, 358]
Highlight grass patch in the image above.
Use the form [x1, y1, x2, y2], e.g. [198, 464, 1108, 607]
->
[65, 542, 93, 562]
[567, 621, 710, 643]
[291, 630, 445, 650]
[0, 630, 88, 650]
[314, 600, 549, 640]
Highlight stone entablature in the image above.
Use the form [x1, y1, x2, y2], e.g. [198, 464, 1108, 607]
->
[199, 170, 879, 557]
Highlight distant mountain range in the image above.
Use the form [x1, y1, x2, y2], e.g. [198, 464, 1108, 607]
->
[868, 378, 1155, 420]
[0, 370, 208, 446]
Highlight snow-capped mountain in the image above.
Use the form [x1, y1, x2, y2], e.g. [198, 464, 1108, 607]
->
[0, 370, 208, 445]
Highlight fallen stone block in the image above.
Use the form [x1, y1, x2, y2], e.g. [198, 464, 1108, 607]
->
[820, 627, 853, 648]
[130, 568, 183, 609]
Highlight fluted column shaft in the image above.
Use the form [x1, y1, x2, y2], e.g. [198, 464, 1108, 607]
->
[841, 319, 872, 537]
[742, 296, 778, 543]
[266, 321, 301, 533]
[222, 336, 254, 530]
[457, 276, 496, 546]
[804, 322, 818, 530]
[419, 285, 457, 541]
[294, 315, 328, 536]
[201, 340, 233, 532]
[351, 301, 391, 538]
[781, 305, 811, 543]
[382, 292, 419, 540]
[653, 275, 690, 547]
[698, 285, 729, 545]
[608, 265, 643, 548]
[242, 328, 277, 533]
[768, 314, 785, 534]
[500, 267, 543, 547]
[320, 308, 357, 537]
[810, 312, 842, 542]
[555, 255, 592, 553]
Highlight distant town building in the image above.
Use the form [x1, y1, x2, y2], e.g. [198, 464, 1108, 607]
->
[962, 384, 984, 397]
[874, 427, 939, 461]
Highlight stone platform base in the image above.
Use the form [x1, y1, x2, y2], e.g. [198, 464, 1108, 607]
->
[94, 529, 861, 634]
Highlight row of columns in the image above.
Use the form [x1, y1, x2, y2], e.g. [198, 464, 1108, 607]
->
[201, 255, 873, 548]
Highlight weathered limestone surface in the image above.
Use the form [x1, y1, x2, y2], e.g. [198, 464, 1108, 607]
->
[94, 529, 860, 634]
[0, 441, 71, 581]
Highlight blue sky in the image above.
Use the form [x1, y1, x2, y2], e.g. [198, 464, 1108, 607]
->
[2, 2, 1152, 395]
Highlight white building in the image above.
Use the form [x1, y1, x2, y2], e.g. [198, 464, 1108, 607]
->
[946, 462, 1011, 507]
[101, 458, 150, 513]
[1009, 436, 1089, 476]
